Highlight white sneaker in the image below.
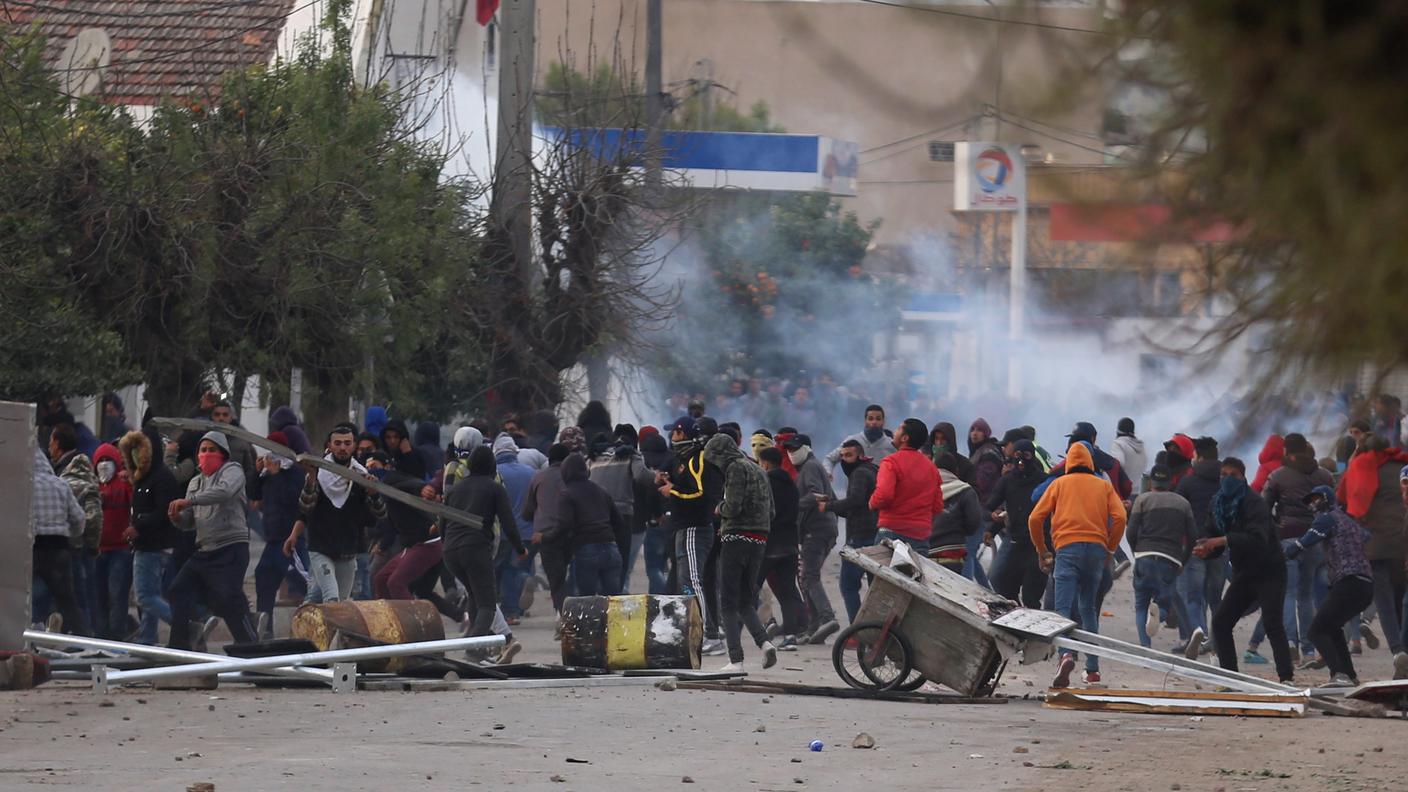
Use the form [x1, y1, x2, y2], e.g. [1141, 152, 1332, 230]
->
[1183, 628, 1204, 660]
[1324, 673, 1356, 688]
[701, 638, 727, 656]
[718, 661, 745, 673]
[761, 641, 778, 670]
[1146, 606, 1160, 638]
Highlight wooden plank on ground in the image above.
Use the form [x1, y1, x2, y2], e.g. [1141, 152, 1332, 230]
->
[674, 679, 1008, 705]
[1045, 688, 1306, 718]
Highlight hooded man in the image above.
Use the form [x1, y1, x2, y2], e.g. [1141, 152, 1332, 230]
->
[1029, 442, 1127, 688]
[757, 447, 806, 645]
[493, 433, 536, 621]
[1126, 464, 1198, 648]
[1250, 434, 1285, 494]
[551, 453, 628, 596]
[931, 452, 983, 572]
[659, 416, 725, 654]
[287, 424, 385, 604]
[251, 430, 307, 637]
[444, 445, 525, 654]
[1161, 433, 1197, 485]
[1262, 432, 1335, 661]
[1287, 485, 1378, 685]
[49, 422, 102, 634]
[1174, 435, 1227, 654]
[589, 425, 658, 593]
[1199, 457, 1295, 684]
[523, 444, 573, 613]
[966, 418, 1006, 586]
[703, 434, 779, 672]
[93, 443, 133, 639]
[443, 426, 486, 491]
[1336, 434, 1408, 667]
[1109, 418, 1147, 495]
[414, 421, 444, 482]
[826, 440, 880, 623]
[363, 405, 388, 439]
[380, 418, 427, 480]
[824, 404, 895, 469]
[166, 431, 257, 649]
[782, 433, 841, 645]
[928, 422, 974, 484]
[119, 426, 181, 645]
[985, 439, 1048, 608]
[30, 445, 88, 636]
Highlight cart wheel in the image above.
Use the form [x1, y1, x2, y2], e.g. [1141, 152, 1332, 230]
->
[831, 620, 914, 692]
[892, 670, 928, 692]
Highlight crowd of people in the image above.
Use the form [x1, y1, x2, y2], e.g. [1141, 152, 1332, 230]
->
[26, 387, 1408, 687]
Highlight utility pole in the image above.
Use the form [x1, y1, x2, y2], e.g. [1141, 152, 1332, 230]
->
[645, 0, 663, 191]
[491, 0, 536, 287]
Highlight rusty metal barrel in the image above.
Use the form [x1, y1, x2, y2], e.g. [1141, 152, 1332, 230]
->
[560, 595, 702, 671]
[290, 600, 445, 673]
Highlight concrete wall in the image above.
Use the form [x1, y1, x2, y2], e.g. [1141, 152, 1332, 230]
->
[0, 402, 36, 650]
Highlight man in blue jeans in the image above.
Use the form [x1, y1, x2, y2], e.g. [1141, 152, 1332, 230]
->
[119, 427, 182, 645]
[824, 440, 879, 623]
[1029, 443, 1127, 687]
[1125, 464, 1199, 647]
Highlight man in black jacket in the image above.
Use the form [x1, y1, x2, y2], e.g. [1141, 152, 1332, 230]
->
[286, 424, 385, 603]
[1174, 436, 1226, 653]
[119, 426, 181, 645]
[985, 439, 1047, 608]
[659, 417, 724, 653]
[1198, 458, 1295, 683]
[826, 441, 878, 623]
[444, 446, 524, 644]
[1262, 432, 1335, 659]
[757, 448, 806, 648]
[553, 453, 628, 596]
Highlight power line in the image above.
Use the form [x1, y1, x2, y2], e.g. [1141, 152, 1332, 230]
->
[861, 113, 979, 154]
[852, 0, 1140, 39]
[994, 112, 1131, 162]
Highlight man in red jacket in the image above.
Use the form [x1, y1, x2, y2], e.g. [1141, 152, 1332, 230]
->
[869, 418, 944, 555]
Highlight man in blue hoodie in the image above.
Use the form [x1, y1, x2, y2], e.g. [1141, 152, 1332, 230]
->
[494, 434, 535, 621]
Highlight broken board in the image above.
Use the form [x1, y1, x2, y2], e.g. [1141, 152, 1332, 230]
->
[1345, 679, 1408, 710]
[675, 679, 1009, 705]
[990, 608, 1077, 640]
[1044, 688, 1307, 718]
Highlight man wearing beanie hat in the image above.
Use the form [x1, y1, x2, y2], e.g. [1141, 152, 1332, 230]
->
[660, 415, 725, 653]
[165, 431, 257, 649]
[784, 433, 840, 643]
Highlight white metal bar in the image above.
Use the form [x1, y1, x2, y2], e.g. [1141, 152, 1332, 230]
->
[96, 634, 505, 688]
[1052, 635, 1289, 694]
[23, 630, 331, 682]
[1065, 629, 1305, 694]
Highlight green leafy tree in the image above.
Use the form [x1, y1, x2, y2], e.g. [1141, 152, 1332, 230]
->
[1109, 2, 1408, 387]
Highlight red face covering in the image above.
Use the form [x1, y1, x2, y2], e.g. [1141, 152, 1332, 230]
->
[198, 450, 224, 478]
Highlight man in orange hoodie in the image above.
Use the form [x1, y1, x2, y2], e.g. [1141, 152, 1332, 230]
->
[1029, 442, 1127, 687]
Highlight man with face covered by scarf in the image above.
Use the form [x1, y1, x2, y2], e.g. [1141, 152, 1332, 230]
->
[824, 404, 894, 469]
[166, 430, 258, 648]
[825, 440, 879, 623]
[782, 433, 840, 644]
[1198, 456, 1295, 684]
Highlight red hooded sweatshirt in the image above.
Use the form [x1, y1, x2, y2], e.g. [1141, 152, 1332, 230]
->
[94, 443, 133, 552]
[869, 446, 943, 540]
[1250, 434, 1284, 493]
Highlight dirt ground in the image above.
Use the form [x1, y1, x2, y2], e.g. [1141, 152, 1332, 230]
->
[3, 542, 1406, 791]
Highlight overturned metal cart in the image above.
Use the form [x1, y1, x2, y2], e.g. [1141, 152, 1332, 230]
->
[834, 543, 1022, 696]
[836, 541, 1379, 717]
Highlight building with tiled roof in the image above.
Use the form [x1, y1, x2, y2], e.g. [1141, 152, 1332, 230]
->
[1, 0, 299, 104]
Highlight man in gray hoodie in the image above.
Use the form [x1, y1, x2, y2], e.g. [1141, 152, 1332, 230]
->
[823, 404, 895, 468]
[782, 434, 840, 644]
[166, 431, 257, 648]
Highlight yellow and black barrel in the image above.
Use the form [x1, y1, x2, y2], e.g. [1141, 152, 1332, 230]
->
[560, 595, 702, 670]
[290, 599, 445, 673]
